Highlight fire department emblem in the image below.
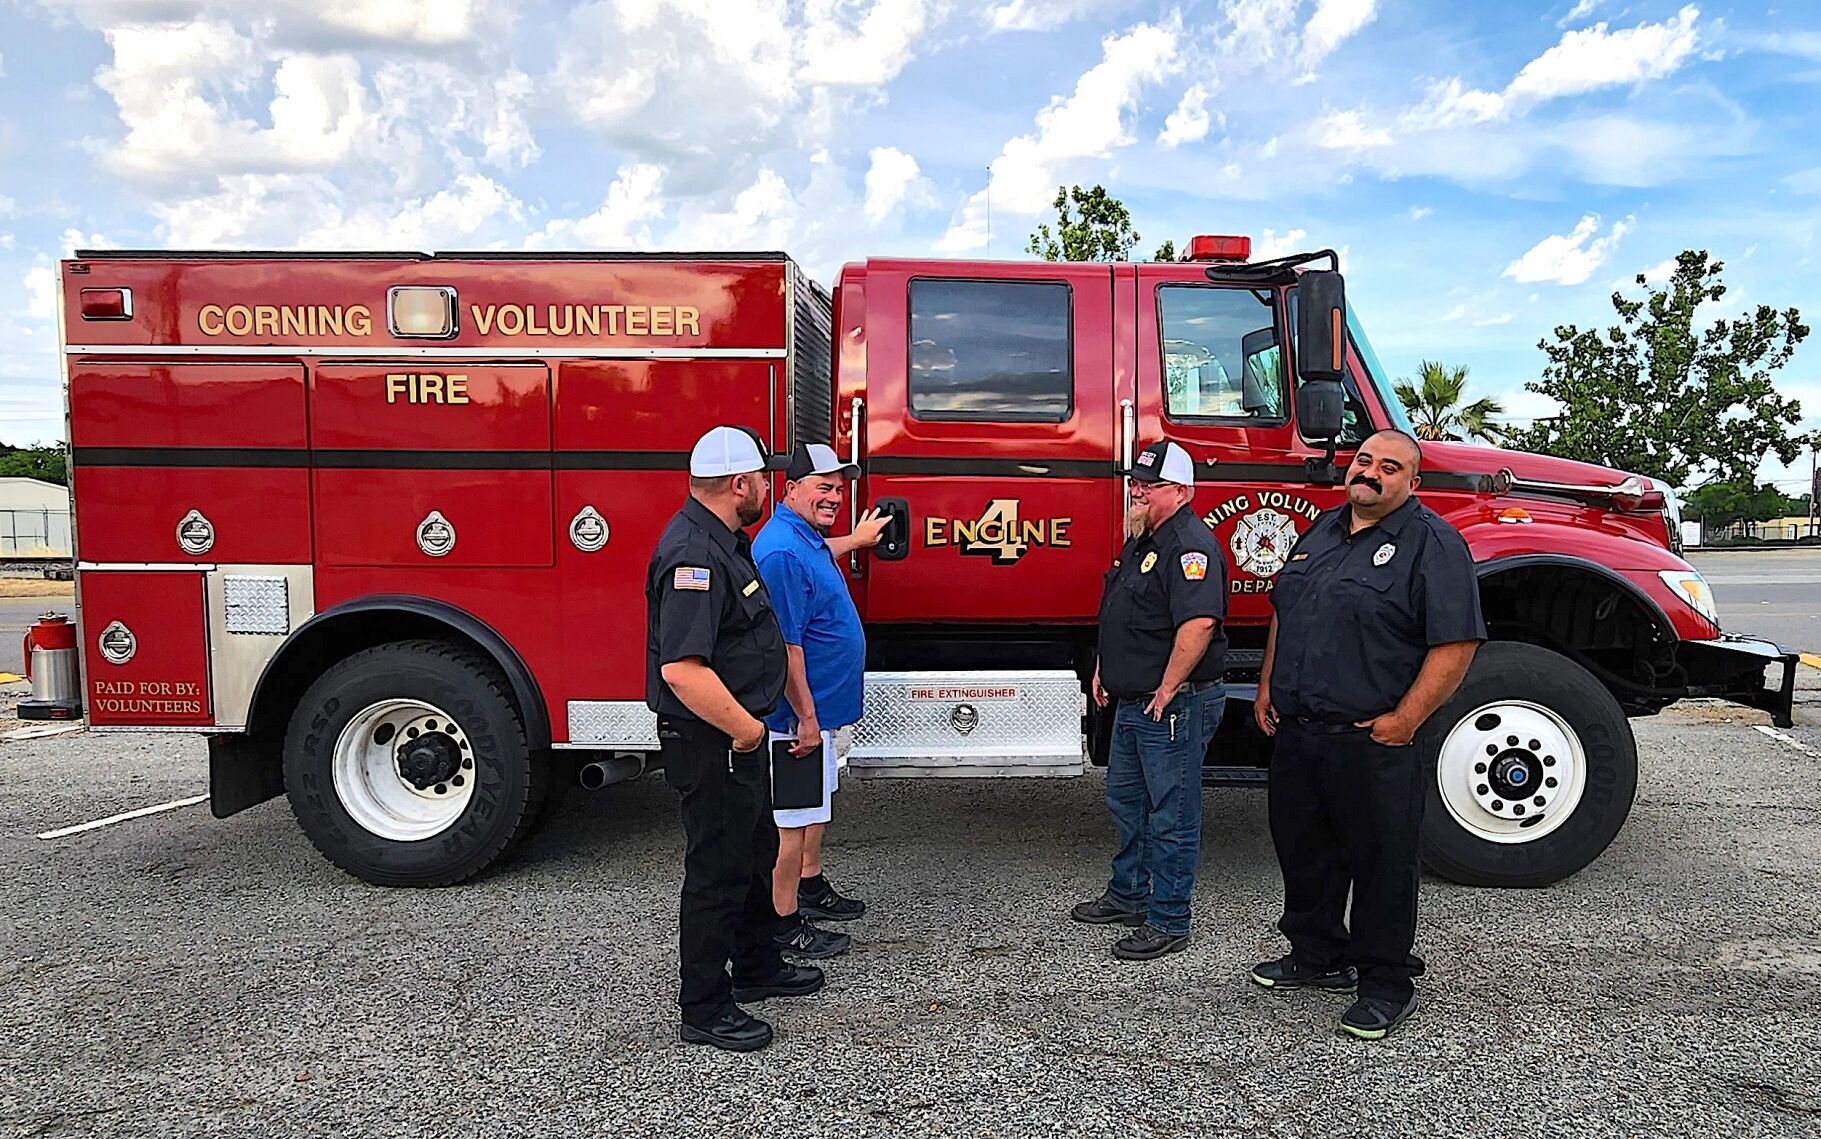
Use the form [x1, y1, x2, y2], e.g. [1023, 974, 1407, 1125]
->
[1230, 508, 1300, 578]
[98, 621, 137, 665]
[949, 703, 980, 735]
[569, 505, 609, 553]
[416, 511, 456, 558]
[175, 509, 215, 556]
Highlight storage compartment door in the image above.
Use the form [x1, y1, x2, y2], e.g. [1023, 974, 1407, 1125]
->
[80, 570, 212, 727]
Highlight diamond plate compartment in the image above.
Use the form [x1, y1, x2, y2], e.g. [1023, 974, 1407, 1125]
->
[848, 670, 1086, 777]
[222, 575, 290, 635]
[568, 701, 659, 748]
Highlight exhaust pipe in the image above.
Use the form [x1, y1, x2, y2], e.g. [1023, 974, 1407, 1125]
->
[579, 753, 647, 791]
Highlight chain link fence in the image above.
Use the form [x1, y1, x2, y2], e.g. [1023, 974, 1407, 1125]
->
[1, 509, 72, 558]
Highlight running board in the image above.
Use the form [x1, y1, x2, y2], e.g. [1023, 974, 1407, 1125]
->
[1203, 766, 1269, 786]
[846, 670, 1087, 778]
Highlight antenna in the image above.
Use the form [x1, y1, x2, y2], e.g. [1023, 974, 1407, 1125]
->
[986, 169, 992, 258]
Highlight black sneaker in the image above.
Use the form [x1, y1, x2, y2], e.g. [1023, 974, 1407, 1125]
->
[773, 913, 852, 960]
[1111, 924, 1191, 961]
[733, 964, 825, 1004]
[798, 876, 866, 921]
[1250, 954, 1359, 992]
[1339, 993, 1419, 1040]
[679, 1008, 773, 1052]
[1070, 894, 1147, 926]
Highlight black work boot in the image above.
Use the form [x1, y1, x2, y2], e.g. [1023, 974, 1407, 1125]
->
[679, 1007, 773, 1052]
[1070, 894, 1147, 926]
[773, 912, 852, 960]
[733, 964, 826, 1004]
[1112, 923, 1192, 961]
[1250, 954, 1359, 992]
[1339, 993, 1419, 1040]
[798, 874, 866, 921]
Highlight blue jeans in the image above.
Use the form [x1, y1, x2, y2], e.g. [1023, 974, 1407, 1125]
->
[1103, 685, 1225, 935]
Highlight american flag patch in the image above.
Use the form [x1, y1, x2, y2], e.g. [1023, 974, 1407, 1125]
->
[672, 566, 711, 591]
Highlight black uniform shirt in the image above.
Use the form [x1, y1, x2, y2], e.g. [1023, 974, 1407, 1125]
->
[645, 497, 787, 721]
[1096, 504, 1229, 699]
[1268, 495, 1485, 723]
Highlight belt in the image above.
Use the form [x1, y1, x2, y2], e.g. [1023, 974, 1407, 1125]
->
[1285, 715, 1369, 735]
[1118, 679, 1221, 705]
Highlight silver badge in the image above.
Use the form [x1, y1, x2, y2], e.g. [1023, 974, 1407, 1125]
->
[950, 704, 979, 735]
[176, 509, 215, 556]
[416, 510, 456, 558]
[99, 620, 137, 665]
[1374, 542, 1397, 567]
[568, 505, 609, 553]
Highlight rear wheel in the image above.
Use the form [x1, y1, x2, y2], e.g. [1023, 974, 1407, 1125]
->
[283, 639, 549, 886]
[1419, 641, 1637, 887]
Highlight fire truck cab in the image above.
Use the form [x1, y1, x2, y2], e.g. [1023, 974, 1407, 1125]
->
[54, 244, 1797, 889]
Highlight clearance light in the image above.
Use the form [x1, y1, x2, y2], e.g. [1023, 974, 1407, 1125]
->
[1658, 569, 1720, 627]
[1496, 507, 1532, 525]
[388, 285, 458, 338]
[1185, 235, 1252, 262]
[78, 288, 133, 320]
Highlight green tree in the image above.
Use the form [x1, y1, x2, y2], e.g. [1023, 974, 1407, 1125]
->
[1393, 361, 1505, 443]
[1153, 239, 1177, 262]
[0, 443, 69, 485]
[1026, 184, 1140, 262]
[1509, 250, 1808, 487]
[1685, 480, 1795, 534]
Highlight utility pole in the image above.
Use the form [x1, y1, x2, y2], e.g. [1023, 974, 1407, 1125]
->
[1809, 433, 1818, 540]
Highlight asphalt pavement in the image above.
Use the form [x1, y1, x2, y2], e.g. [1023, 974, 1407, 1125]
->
[3, 675, 1819, 1137]
[1689, 548, 1821, 652]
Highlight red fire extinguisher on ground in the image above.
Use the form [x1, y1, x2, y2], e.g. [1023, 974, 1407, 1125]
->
[20, 613, 83, 721]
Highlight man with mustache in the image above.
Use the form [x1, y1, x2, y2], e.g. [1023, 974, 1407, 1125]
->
[1251, 428, 1484, 1040]
[753, 443, 887, 962]
[646, 426, 821, 1053]
[1072, 440, 1228, 960]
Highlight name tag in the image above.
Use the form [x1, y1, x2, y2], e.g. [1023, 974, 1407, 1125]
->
[743, 579, 761, 596]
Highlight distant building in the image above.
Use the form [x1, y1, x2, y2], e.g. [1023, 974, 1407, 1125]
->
[0, 477, 72, 557]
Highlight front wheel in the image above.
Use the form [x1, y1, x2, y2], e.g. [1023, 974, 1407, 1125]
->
[283, 639, 549, 886]
[1419, 641, 1638, 888]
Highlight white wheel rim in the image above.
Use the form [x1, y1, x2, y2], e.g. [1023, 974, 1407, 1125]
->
[1436, 700, 1586, 845]
[331, 699, 476, 842]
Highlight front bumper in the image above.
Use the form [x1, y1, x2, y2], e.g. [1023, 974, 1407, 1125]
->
[1679, 636, 1800, 728]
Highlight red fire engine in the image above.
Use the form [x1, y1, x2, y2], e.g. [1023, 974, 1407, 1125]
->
[50, 242, 1796, 888]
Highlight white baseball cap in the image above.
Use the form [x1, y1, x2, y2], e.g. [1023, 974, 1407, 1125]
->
[1129, 440, 1195, 485]
[689, 426, 778, 477]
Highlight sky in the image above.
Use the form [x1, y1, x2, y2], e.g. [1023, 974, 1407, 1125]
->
[1, 0, 1818, 494]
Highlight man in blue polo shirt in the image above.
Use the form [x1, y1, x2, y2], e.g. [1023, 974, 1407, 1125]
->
[753, 443, 883, 960]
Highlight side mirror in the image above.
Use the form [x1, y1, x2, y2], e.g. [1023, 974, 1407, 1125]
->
[1296, 380, 1345, 442]
[1295, 269, 1346, 384]
[1240, 326, 1277, 414]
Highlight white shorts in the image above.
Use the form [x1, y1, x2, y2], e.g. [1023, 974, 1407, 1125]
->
[772, 726, 849, 829]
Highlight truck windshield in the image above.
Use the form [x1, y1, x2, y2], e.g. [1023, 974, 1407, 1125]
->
[1346, 308, 1416, 435]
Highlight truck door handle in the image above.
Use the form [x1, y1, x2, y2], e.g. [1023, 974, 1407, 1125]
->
[874, 497, 910, 561]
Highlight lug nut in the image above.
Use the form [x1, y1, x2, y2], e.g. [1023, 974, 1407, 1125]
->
[1533, 795, 1546, 807]
[1474, 762, 1487, 774]
[434, 783, 447, 795]
[1545, 776, 1558, 788]
[1543, 756, 1556, 767]
[1513, 804, 1525, 815]
[1476, 783, 1490, 796]
[452, 775, 464, 787]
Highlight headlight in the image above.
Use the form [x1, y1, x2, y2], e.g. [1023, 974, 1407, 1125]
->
[1658, 569, 1719, 627]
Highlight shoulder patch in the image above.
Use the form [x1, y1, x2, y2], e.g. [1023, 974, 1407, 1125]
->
[1181, 552, 1208, 580]
[672, 566, 712, 591]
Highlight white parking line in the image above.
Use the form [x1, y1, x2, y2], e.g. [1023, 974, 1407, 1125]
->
[35, 794, 209, 840]
[1753, 725, 1817, 757]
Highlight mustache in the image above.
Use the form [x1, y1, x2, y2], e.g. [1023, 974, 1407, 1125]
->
[1349, 473, 1383, 493]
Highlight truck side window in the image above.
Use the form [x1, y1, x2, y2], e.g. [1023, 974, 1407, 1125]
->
[908, 279, 1072, 421]
[1158, 285, 1286, 422]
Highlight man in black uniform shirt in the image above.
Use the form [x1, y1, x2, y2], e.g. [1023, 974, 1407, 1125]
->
[1251, 428, 1485, 1040]
[1071, 440, 1228, 961]
[647, 425, 823, 1053]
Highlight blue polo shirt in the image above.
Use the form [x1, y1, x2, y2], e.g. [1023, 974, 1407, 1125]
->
[752, 503, 867, 732]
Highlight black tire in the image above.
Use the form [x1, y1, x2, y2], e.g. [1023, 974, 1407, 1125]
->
[282, 639, 549, 887]
[1418, 641, 1637, 888]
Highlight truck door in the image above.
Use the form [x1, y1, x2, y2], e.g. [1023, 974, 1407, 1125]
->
[860, 263, 1119, 623]
[1132, 268, 1347, 630]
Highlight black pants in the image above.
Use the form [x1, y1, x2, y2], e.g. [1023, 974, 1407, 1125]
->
[659, 718, 785, 1025]
[1268, 719, 1427, 1003]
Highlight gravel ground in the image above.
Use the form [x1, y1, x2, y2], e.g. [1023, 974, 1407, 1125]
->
[2, 676, 1819, 1138]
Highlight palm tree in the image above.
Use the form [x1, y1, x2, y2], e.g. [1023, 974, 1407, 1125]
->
[1394, 361, 1505, 443]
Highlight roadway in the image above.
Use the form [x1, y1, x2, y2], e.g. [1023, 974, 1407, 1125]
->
[1688, 547, 1821, 653]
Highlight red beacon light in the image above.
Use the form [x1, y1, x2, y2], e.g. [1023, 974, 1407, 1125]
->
[1184, 235, 1252, 263]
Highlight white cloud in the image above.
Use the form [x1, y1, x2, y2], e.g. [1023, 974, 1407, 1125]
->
[1506, 5, 1700, 105]
[23, 263, 56, 321]
[1639, 257, 1679, 283]
[983, 0, 1111, 32]
[1557, 0, 1600, 28]
[1503, 214, 1634, 286]
[1308, 109, 1391, 149]
[668, 168, 800, 249]
[798, 0, 939, 88]
[1254, 228, 1308, 260]
[862, 147, 935, 224]
[1219, 0, 1300, 67]
[938, 20, 1179, 251]
[0, 196, 14, 218]
[1408, 206, 1433, 221]
[1473, 312, 1515, 327]
[1398, 77, 1507, 130]
[1304, 0, 1377, 66]
[1158, 83, 1212, 149]
[530, 165, 668, 250]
